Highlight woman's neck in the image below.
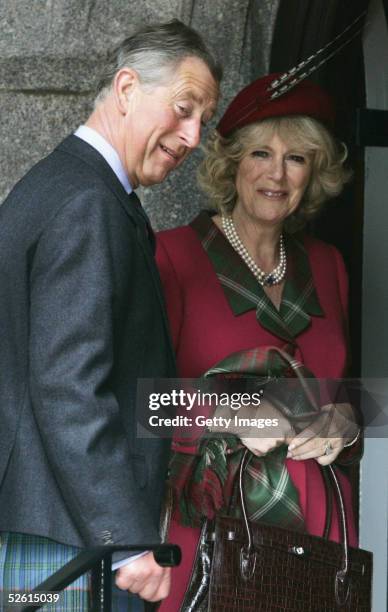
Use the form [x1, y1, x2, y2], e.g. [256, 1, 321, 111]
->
[214, 212, 283, 272]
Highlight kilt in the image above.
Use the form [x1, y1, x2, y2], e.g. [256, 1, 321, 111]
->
[0, 532, 143, 611]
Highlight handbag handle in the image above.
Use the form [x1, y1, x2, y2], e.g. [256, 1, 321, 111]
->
[327, 463, 351, 606]
[238, 449, 351, 606]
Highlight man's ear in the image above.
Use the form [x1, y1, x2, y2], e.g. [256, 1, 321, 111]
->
[113, 67, 140, 114]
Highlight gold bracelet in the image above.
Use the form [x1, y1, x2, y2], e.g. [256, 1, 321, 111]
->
[343, 428, 361, 448]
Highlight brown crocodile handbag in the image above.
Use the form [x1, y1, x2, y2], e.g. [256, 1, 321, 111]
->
[181, 450, 372, 612]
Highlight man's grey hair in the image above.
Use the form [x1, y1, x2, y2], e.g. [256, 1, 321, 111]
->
[96, 19, 222, 103]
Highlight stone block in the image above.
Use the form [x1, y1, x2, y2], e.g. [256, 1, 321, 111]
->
[0, 0, 280, 228]
[0, 91, 92, 202]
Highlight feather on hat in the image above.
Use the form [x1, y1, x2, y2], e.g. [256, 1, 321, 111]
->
[217, 10, 366, 137]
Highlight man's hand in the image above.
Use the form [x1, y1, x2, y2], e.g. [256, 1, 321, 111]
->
[115, 552, 171, 602]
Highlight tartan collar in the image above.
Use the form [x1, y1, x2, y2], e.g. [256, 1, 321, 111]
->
[190, 211, 323, 342]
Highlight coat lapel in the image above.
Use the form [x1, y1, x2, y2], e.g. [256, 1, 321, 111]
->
[191, 211, 323, 343]
[56, 136, 174, 358]
[280, 235, 323, 336]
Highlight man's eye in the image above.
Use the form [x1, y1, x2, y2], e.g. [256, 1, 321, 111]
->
[176, 104, 191, 117]
[251, 150, 269, 158]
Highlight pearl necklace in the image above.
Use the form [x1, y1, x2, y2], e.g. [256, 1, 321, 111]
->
[221, 215, 287, 287]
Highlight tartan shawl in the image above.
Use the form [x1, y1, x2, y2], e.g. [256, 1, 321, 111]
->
[169, 345, 321, 530]
[168, 212, 328, 530]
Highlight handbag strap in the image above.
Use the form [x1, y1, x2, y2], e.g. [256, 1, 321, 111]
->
[321, 466, 333, 540]
[239, 449, 351, 605]
[327, 464, 351, 605]
[235, 448, 333, 538]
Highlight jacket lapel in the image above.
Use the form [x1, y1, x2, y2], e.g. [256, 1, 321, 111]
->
[280, 235, 323, 336]
[191, 212, 323, 343]
[56, 136, 174, 359]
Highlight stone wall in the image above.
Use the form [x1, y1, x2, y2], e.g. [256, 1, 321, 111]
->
[0, 0, 279, 228]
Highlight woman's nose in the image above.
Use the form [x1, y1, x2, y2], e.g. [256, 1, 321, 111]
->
[267, 156, 285, 181]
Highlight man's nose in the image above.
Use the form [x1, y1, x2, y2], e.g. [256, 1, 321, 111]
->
[180, 118, 202, 149]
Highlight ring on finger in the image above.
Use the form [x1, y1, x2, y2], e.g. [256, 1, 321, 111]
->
[323, 441, 333, 456]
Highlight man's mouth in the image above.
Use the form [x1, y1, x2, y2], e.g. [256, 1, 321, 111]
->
[160, 144, 179, 160]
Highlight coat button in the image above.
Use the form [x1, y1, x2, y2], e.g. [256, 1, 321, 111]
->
[101, 530, 114, 544]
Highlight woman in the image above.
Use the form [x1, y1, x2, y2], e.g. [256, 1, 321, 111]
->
[156, 73, 362, 611]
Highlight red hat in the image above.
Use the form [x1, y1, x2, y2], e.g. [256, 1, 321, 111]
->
[217, 73, 335, 137]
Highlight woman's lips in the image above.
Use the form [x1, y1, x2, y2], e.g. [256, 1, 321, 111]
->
[258, 189, 288, 199]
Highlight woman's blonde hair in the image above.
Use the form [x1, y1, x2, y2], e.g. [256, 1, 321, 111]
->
[198, 116, 352, 232]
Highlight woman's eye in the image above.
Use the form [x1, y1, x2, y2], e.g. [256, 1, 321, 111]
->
[251, 150, 269, 158]
[288, 154, 306, 164]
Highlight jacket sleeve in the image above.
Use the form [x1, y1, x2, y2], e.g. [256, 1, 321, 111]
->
[29, 189, 161, 546]
[333, 245, 349, 327]
[331, 245, 363, 465]
[156, 234, 184, 352]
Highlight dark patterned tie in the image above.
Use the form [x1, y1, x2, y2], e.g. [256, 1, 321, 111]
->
[128, 191, 156, 254]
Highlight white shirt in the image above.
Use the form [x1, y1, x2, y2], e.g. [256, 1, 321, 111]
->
[74, 125, 132, 194]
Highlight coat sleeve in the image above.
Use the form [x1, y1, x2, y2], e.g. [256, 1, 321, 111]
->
[331, 245, 363, 465]
[332, 245, 349, 323]
[29, 189, 161, 546]
[156, 234, 184, 351]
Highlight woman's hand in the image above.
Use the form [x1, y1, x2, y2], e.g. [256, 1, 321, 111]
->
[286, 403, 360, 465]
[208, 399, 294, 456]
[238, 399, 295, 456]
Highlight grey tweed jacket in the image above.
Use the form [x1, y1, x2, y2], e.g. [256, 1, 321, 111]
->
[0, 135, 176, 548]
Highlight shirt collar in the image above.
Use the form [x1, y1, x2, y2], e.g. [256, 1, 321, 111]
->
[190, 211, 323, 342]
[74, 125, 132, 194]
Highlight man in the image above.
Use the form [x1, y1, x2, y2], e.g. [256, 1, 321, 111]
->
[0, 19, 220, 610]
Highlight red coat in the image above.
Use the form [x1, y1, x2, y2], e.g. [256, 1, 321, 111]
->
[156, 213, 358, 610]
